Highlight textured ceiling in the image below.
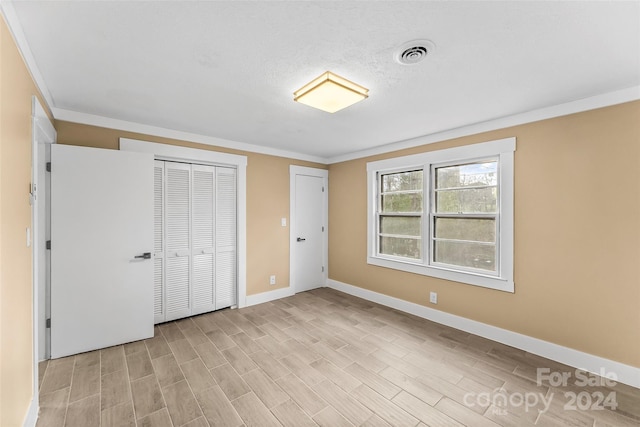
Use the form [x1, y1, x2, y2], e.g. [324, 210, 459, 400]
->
[8, 1, 640, 160]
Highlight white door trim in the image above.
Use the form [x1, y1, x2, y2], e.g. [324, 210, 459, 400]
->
[30, 96, 56, 426]
[119, 138, 248, 308]
[289, 166, 328, 293]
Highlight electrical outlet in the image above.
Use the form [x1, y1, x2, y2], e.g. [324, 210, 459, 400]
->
[269, 275, 276, 285]
[429, 291, 438, 304]
[281, 218, 287, 227]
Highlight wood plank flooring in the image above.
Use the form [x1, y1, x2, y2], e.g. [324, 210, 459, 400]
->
[36, 288, 640, 427]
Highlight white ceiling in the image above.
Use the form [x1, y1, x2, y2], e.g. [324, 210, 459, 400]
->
[7, 1, 640, 162]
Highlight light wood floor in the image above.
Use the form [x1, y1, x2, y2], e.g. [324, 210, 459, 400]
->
[36, 288, 640, 427]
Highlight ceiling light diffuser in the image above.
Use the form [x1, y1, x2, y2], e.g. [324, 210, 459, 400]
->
[293, 71, 368, 113]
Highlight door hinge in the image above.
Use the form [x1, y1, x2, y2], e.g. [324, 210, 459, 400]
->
[46, 240, 51, 250]
[46, 318, 51, 328]
[29, 183, 36, 205]
[322, 226, 324, 232]
[322, 266, 325, 272]
[46, 162, 51, 172]
[322, 186, 325, 192]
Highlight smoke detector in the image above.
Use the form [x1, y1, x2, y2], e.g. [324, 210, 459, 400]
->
[394, 39, 436, 65]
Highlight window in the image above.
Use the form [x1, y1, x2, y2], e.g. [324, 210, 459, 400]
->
[379, 170, 423, 259]
[367, 138, 515, 292]
[432, 160, 498, 273]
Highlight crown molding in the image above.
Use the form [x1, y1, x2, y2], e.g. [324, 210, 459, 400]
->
[0, 1, 55, 111]
[53, 108, 330, 164]
[328, 86, 640, 164]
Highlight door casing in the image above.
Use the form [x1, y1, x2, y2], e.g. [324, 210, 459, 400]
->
[31, 96, 56, 424]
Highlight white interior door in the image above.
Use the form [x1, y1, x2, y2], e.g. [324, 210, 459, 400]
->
[291, 167, 328, 293]
[192, 164, 216, 315]
[153, 161, 166, 323]
[50, 144, 154, 358]
[154, 162, 237, 323]
[215, 167, 237, 308]
[38, 142, 51, 360]
[164, 161, 192, 321]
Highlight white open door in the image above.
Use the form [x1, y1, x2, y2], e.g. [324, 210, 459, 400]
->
[50, 144, 154, 358]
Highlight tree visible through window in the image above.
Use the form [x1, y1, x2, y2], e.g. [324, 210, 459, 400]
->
[432, 161, 498, 272]
[378, 170, 423, 259]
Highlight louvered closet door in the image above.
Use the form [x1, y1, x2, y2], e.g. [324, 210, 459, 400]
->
[191, 165, 216, 315]
[216, 167, 237, 309]
[165, 162, 192, 321]
[154, 161, 166, 323]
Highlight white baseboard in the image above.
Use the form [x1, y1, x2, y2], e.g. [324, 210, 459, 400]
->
[326, 279, 640, 389]
[22, 397, 38, 427]
[245, 286, 295, 307]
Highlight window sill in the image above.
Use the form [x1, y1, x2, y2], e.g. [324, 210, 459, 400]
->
[367, 256, 514, 292]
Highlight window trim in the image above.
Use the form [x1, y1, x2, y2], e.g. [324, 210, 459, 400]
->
[367, 137, 515, 292]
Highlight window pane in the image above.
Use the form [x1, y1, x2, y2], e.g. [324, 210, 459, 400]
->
[380, 236, 421, 259]
[436, 187, 497, 213]
[381, 193, 423, 212]
[380, 216, 421, 236]
[434, 218, 495, 242]
[382, 170, 422, 192]
[436, 162, 497, 189]
[434, 240, 496, 271]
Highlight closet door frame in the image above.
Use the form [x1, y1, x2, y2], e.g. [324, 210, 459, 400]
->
[121, 138, 248, 309]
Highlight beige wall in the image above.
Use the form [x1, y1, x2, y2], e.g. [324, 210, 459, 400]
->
[0, 15, 50, 426]
[54, 121, 327, 297]
[1, 12, 638, 427]
[329, 101, 640, 367]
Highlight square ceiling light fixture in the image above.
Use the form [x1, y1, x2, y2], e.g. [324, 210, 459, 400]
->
[293, 71, 368, 113]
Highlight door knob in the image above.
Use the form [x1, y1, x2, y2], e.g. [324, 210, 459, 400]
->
[134, 252, 151, 259]
[297, 237, 306, 242]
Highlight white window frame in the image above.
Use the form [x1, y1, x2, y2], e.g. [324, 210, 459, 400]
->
[367, 137, 515, 292]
